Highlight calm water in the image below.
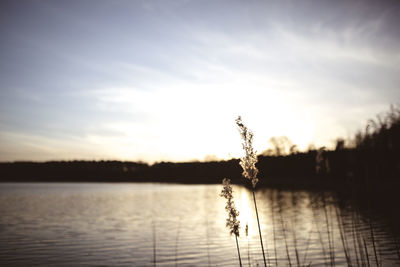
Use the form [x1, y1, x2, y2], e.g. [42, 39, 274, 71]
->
[0, 183, 399, 266]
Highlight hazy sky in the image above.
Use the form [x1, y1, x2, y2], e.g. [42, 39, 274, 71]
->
[1, 0, 399, 162]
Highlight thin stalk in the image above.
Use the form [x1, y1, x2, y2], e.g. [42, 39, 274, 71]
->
[175, 218, 181, 267]
[290, 193, 300, 267]
[335, 206, 352, 266]
[351, 212, 360, 267]
[356, 226, 366, 267]
[322, 200, 334, 267]
[353, 211, 367, 267]
[301, 228, 314, 265]
[395, 236, 400, 261]
[247, 236, 251, 267]
[363, 237, 371, 267]
[272, 221, 278, 267]
[311, 201, 329, 267]
[369, 219, 380, 267]
[393, 235, 400, 261]
[279, 209, 292, 267]
[205, 216, 211, 267]
[366, 189, 379, 267]
[252, 190, 268, 267]
[291, 218, 301, 266]
[293, 238, 300, 267]
[152, 220, 156, 267]
[329, 205, 335, 267]
[236, 234, 243, 267]
[292, 225, 301, 267]
[246, 223, 251, 267]
[270, 193, 278, 267]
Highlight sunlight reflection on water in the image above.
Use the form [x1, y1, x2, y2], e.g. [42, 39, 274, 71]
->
[0, 183, 399, 266]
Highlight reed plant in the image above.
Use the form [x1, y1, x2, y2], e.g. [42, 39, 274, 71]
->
[174, 218, 181, 267]
[230, 115, 395, 267]
[270, 191, 279, 267]
[220, 178, 243, 267]
[236, 116, 268, 267]
[205, 215, 212, 267]
[152, 219, 156, 267]
[245, 223, 251, 267]
[334, 206, 352, 266]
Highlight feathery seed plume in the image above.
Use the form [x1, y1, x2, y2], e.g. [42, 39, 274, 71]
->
[220, 178, 240, 236]
[236, 116, 259, 188]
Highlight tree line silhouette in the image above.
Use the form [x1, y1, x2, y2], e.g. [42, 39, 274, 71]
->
[0, 105, 399, 194]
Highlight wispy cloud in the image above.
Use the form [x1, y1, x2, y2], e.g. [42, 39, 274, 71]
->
[0, 0, 399, 161]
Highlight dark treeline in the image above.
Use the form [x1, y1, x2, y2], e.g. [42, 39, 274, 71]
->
[0, 160, 240, 183]
[0, 154, 331, 186]
[0, 105, 399, 194]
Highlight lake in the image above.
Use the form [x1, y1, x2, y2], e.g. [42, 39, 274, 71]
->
[0, 183, 399, 266]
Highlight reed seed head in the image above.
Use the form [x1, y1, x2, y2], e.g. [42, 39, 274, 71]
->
[220, 178, 240, 237]
[236, 116, 259, 188]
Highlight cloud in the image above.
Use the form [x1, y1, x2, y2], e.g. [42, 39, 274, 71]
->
[1, 0, 399, 161]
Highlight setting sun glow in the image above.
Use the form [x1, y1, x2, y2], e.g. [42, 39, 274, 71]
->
[0, 0, 398, 162]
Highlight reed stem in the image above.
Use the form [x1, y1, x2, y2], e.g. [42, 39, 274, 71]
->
[369, 219, 380, 267]
[270, 193, 278, 267]
[247, 238, 251, 267]
[152, 220, 156, 267]
[236, 234, 243, 267]
[280, 208, 292, 267]
[175, 218, 181, 267]
[363, 237, 371, 267]
[252, 190, 267, 267]
[246, 223, 251, 267]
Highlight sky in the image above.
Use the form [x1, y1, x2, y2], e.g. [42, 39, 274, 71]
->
[0, 0, 399, 163]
